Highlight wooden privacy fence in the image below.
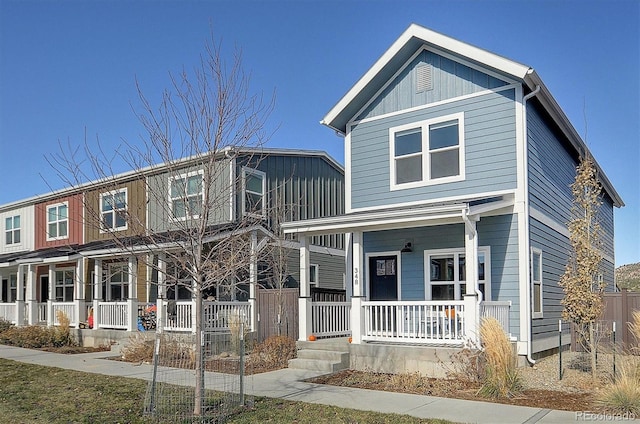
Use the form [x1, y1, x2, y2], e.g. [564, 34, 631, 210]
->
[601, 289, 640, 350]
[256, 288, 298, 342]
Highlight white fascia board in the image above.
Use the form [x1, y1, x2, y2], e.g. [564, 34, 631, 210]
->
[282, 204, 467, 235]
[322, 23, 531, 133]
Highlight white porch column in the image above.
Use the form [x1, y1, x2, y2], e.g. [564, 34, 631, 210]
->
[127, 256, 138, 332]
[350, 231, 364, 344]
[464, 214, 480, 346]
[75, 258, 86, 326]
[47, 265, 55, 326]
[248, 230, 258, 332]
[345, 233, 353, 299]
[92, 259, 102, 330]
[27, 264, 38, 325]
[298, 235, 312, 341]
[16, 264, 25, 326]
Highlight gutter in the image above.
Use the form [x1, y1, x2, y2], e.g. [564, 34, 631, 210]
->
[522, 83, 541, 365]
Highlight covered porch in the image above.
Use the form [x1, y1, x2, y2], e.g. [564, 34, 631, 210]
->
[283, 197, 516, 348]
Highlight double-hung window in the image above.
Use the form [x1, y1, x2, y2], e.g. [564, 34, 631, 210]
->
[242, 167, 266, 218]
[531, 248, 543, 318]
[5, 215, 20, 245]
[54, 269, 74, 302]
[101, 189, 127, 232]
[47, 202, 68, 240]
[390, 113, 465, 189]
[107, 263, 129, 301]
[425, 247, 490, 301]
[170, 171, 204, 220]
[309, 264, 319, 286]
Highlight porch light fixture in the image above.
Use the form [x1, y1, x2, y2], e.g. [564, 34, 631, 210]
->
[401, 242, 412, 253]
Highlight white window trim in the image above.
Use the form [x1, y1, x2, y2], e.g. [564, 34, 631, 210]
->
[389, 112, 465, 190]
[423, 246, 491, 301]
[531, 247, 543, 319]
[54, 267, 75, 302]
[46, 202, 69, 241]
[241, 167, 267, 219]
[106, 262, 129, 301]
[99, 188, 128, 233]
[364, 250, 402, 301]
[168, 170, 204, 222]
[5, 215, 21, 245]
[309, 263, 319, 286]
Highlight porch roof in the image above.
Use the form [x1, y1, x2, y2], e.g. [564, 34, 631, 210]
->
[282, 195, 514, 237]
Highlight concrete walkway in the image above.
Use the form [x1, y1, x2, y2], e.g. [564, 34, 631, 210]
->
[0, 345, 632, 423]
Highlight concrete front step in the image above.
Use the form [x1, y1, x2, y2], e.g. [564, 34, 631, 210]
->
[289, 338, 351, 372]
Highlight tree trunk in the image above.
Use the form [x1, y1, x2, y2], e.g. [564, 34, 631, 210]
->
[590, 322, 597, 379]
[193, 289, 203, 416]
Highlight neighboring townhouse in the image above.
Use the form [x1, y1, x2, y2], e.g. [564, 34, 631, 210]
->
[283, 24, 623, 373]
[0, 147, 345, 337]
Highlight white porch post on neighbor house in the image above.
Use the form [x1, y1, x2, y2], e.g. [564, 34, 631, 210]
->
[27, 264, 38, 325]
[75, 258, 86, 326]
[350, 231, 364, 344]
[15, 264, 25, 325]
[248, 230, 258, 332]
[126, 256, 138, 332]
[463, 213, 480, 346]
[298, 235, 312, 341]
[93, 259, 102, 329]
[156, 253, 166, 333]
[47, 264, 55, 326]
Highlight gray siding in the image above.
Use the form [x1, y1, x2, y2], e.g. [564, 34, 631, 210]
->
[351, 88, 517, 209]
[478, 215, 520, 337]
[530, 217, 570, 348]
[147, 160, 232, 233]
[358, 50, 508, 120]
[238, 154, 345, 249]
[285, 248, 345, 291]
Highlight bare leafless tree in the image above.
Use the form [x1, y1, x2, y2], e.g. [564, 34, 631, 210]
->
[48, 36, 275, 415]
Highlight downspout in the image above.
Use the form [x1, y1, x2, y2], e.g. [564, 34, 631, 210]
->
[522, 84, 541, 365]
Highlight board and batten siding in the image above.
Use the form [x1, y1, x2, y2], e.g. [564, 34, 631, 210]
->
[34, 194, 84, 249]
[238, 154, 345, 250]
[84, 179, 147, 242]
[350, 88, 517, 210]
[147, 160, 233, 233]
[0, 204, 34, 254]
[357, 49, 509, 121]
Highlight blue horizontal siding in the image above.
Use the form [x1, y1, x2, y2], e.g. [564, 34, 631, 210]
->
[350, 89, 517, 209]
[358, 49, 509, 120]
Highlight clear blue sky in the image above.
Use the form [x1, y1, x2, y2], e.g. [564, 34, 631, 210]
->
[1, 0, 638, 266]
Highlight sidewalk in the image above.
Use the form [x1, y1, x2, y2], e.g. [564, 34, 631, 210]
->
[0, 345, 631, 424]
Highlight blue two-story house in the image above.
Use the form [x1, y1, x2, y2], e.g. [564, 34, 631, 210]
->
[283, 24, 623, 373]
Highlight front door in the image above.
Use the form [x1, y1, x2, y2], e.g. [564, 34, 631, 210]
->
[40, 276, 49, 302]
[368, 255, 398, 301]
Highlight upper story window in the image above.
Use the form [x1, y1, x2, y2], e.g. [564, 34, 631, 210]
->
[169, 171, 203, 220]
[242, 167, 266, 218]
[5, 215, 20, 245]
[47, 202, 68, 241]
[101, 189, 127, 232]
[390, 113, 465, 190]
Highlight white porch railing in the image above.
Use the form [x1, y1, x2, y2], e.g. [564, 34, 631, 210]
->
[38, 303, 47, 323]
[312, 301, 351, 338]
[480, 300, 512, 338]
[52, 302, 76, 326]
[98, 302, 128, 330]
[362, 301, 465, 345]
[203, 301, 251, 332]
[164, 300, 193, 332]
[0, 303, 16, 323]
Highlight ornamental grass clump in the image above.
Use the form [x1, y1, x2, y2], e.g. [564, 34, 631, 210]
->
[478, 317, 522, 398]
[597, 359, 640, 415]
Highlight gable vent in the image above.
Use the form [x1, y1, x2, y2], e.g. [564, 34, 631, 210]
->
[416, 64, 433, 92]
